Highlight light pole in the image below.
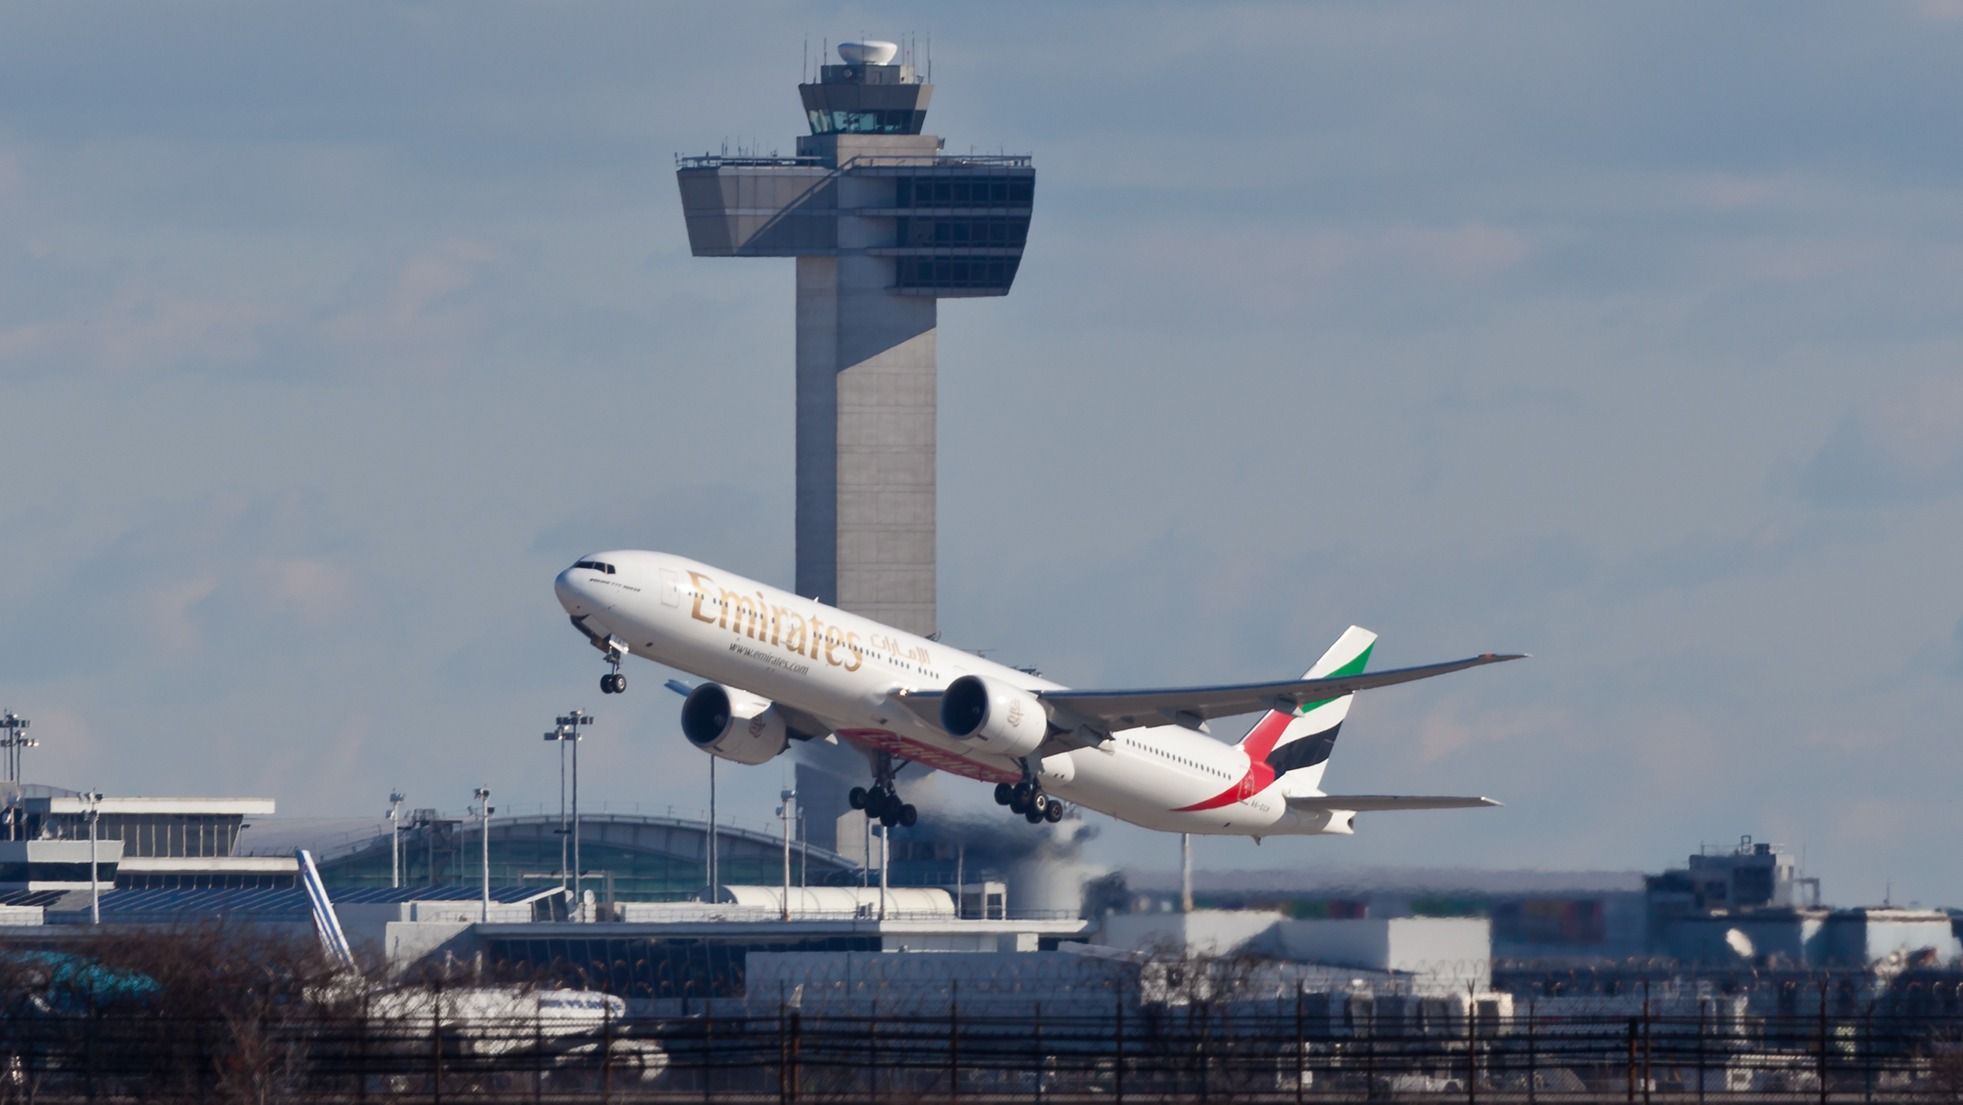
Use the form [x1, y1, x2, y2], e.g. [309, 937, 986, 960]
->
[386, 790, 405, 889]
[0, 714, 34, 831]
[84, 791, 103, 925]
[707, 756, 718, 897]
[542, 725, 574, 894]
[0, 714, 31, 781]
[554, 710, 594, 919]
[777, 788, 796, 921]
[473, 787, 493, 922]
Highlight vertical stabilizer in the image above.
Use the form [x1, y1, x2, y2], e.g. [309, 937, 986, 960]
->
[1235, 626, 1376, 795]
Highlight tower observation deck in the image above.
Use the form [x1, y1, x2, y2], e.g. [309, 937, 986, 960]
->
[676, 40, 1035, 639]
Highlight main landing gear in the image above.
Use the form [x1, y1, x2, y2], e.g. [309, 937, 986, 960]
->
[995, 775, 1066, 825]
[849, 755, 917, 829]
[598, 649, 626, 695]
[849, 783, 917, 829]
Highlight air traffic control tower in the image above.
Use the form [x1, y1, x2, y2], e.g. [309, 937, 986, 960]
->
[676, 40, 1034, 639]
[677, 40, 1033, 850]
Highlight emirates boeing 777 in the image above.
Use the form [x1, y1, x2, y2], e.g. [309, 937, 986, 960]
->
[554, 551, 1522, 838]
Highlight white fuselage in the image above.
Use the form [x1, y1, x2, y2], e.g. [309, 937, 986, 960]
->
[556, 551, 1341, 837]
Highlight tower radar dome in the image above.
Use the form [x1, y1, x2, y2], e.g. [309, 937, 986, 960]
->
[837, 40, 899, 66]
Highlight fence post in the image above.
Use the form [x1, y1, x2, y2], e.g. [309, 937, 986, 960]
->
[1467, 987, 1478, 1105]
[868, 989, 878, 1104]
[1695, 1002, 1706, 1105]
[1363, 1003, 1375, 1102]
[1862, 1004, 1873, 1105]
[1114, 993, 1125, 1105]
[601, 1000, 614, 1105]
[1294, 981, 1305, 1105]
[84, 995, 96, 1103]
[1624, 1017, 1636, 1105]
[1034, 999, 1044, 1105]
[1642, 982, 1652, 1105]
[788, 1009, 801, 1105]
[779, 980, 789, 1105]
[949, 978, 960, 1104]
[701, 1005, 713, 1105]
[431, 984, 444, 1105]
[1527, 999, 1537, 1105]
[1196, 999, 1209, 1105]
[534, 1006, 544, 1105]
[1817, 978, 1829, 1105]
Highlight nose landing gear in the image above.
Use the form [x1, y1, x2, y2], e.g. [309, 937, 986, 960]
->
[599, 649, 626, 695]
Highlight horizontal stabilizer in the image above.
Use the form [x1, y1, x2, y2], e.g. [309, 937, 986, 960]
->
[1287, 794, 1501, 812]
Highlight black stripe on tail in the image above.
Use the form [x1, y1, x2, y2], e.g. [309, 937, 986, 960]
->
[1265, 723, 1342, 775]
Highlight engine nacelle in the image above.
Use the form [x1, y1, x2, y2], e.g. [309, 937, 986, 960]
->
[680, 683, 790, 766]
[939, 674, 1047, 758]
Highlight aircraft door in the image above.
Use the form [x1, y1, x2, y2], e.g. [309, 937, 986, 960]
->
[660, 568, 682, 607]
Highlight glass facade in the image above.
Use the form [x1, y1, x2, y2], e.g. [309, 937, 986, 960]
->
[894, 216, 1029, 249]
[895, 256, 1021, 291]
[23, 813, 245, 858]
[483, 934, 879, 1000]
[317, 818, 861, 900]
[806, 109, 926, 135]
[895, 175, 1034, 207]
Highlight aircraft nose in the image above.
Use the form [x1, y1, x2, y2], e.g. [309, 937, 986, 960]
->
[554, 568, 585, 615]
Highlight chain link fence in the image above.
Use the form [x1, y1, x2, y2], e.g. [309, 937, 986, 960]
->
[5, 931, 1963, 1101]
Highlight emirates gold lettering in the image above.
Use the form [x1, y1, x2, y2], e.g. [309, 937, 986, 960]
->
[685, 570, 865, 671]
[687, 572, 718, 625]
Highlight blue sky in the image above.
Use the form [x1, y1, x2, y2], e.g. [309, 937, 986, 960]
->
[3, 3, 1960, 903]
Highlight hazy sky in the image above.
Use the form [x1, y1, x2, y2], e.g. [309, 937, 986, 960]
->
[3, 3, 1960, 904]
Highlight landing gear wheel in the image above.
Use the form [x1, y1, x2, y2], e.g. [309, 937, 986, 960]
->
[600, 673, 614, 694]
[1012, 782, 1033, 806]
[848, 787, 869, 811]
[993, 783, 1014, 806]
[879, 808, 899, 829]
[1044, 802, 1065, 824]
[899, 803, 918, 828]
[1024, 807, 1044, 824]
[1029, 792, 1050, 816]
[611, 673, 626, 694]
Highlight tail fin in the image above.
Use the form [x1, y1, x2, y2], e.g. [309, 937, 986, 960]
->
[1236, 626, 1376, 796]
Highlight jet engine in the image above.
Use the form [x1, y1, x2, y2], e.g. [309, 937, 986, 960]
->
[939, 674, 1047, 758]
[680, 683, 790, 766]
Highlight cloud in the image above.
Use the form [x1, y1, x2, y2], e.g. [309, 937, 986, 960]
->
[251, 557, 357, 626]
[321, 239, 499, 374]
[0, 287, 282, 379]
[1414, 704, 1569, 766]
[1798, 375, 1963, 504]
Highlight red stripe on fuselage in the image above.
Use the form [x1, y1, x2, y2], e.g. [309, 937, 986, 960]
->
[1172, 757, 1277, 812]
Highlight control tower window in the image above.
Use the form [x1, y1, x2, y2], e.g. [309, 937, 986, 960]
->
[896, 177, 1035, 207]
[807, 109, 922, 135]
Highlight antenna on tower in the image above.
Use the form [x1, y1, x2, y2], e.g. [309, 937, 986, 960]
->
[926, 32, 932, 81]
[803, 34, 809, 83]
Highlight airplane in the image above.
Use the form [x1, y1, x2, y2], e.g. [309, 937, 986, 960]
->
[554, 551, 1523, 839]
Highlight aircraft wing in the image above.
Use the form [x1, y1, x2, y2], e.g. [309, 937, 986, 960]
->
[1034, 653, 1525, 734]
[1287, 794, 1501, 812]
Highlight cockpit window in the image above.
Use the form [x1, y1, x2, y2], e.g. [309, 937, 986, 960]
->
[573, 560, 616, 575]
